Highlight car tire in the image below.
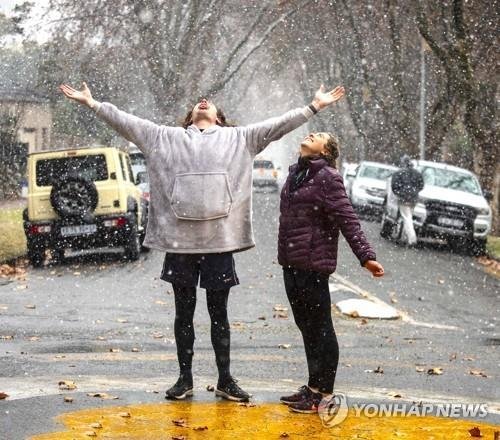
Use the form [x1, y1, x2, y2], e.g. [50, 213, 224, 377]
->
[27, 244, 45, 268]
[466, 238, 487, 257]
[380, 213, 393, 239]
[124, 216, 140, 261]
[50, 175, 98, 218]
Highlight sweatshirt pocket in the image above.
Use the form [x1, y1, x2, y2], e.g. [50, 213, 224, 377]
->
[170, 172, 233, 221]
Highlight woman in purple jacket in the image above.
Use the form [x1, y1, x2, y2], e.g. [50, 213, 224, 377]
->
[278, 131, 385, 414]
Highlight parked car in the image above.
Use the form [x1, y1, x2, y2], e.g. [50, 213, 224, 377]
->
[23, 146, 147, 266]
[350, 161, 398, 217]
[253, 158, 279, 191]
[380, 160, 492, 255]
[340, 161, 358, 198]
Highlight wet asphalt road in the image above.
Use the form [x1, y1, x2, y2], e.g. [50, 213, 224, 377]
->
[1, 190, 499, 438]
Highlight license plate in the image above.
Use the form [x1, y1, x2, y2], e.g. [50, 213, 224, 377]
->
[61, 224, 97, 237]
[437, 217, 463, 228]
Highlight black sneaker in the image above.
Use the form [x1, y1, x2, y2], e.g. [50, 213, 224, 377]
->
[288, 390, 323, 414]
[280, 385, 311, 405]
[215, 377, 250, 402]
[165, 374, 193, 400]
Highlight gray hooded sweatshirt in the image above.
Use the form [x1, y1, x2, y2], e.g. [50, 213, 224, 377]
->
[93, 102, 315, 253]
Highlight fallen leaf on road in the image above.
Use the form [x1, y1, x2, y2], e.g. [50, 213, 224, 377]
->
[155, 300, 167, 305]
[0, 392, 8, 400]
[131, 347, 140, 352]
[96, 336, 107, 341]
[237, 402, 256, 407]
[469, 426, 482, 437]
[349, 311, 360, 318]
[84, 431, 97, 437]
[109, 348, 121, 353]
[16, 285, 28, 290]
[449, 353, 457, 361]
[437, 279, 445, 284]
[116, 318, 128, 323]
[415, 367, 425, 373]
[63, 396, 73, 403]
[360, 318, 368, 325]
[27, 336, 40, 341]
[464, 357, 475, 361]
[90, 423, 102, 429]
[278, 344, 291, 349]
[152, 332, 164, 339]
[258, 316, 266, 320]
[280, 434, 290, 438]
[118, 412, 131, 418]
[73, 272, 81, 276]
[469, 369, 488, 378]
[172, 436, 186, 440]
[374, 366, 384, 374]
[193, 426, 208, 431]
[273, 311, 288, 319]
[273, 305, 288, 312]
[388, 392, 402, 398]
[427, 367, 444, 375]
[58, 380, 77, 390]
[24, 304, 36, 309]
[231, 321, 245, 329]
[87, 392, 119, 400]
[54, 355, 66, 359]
[0, 335, 13, 340]
[172, 418, 188, 427]
[206, 385, 215, 392]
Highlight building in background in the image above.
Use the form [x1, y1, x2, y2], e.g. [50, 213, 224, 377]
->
[0, 88, 52, 153]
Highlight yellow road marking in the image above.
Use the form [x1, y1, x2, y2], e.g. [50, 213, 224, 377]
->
[30, 402, 499, 440]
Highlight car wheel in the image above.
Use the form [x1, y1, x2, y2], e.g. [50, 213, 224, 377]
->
[380, 213, 393, 239]
[27, 244, 45, 268]
[124, 217, 140, 261]
[50, 175, 98, 219]
[465, 238, 487, 256]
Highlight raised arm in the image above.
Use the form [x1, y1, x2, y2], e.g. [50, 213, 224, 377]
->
[59, 83, 161, 156]
[323, 170, 384, 277]
[242, 85, 345, 157]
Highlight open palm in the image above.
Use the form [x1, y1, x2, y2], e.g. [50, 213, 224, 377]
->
[312, 85, 345, 110]
[59, 82, 93, 107]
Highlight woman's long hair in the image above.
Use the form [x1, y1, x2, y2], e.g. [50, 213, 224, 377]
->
[321, 133, 340, 168]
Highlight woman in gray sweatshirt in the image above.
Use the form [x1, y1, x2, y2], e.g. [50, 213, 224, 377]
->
[59, 82, 345, 402]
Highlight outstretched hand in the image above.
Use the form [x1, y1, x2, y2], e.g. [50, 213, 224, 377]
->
[363, 260, 385, 277]
[59, 82, 95, 108]
[311, 85, 345, 111]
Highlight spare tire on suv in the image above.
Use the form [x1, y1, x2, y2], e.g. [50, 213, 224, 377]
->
[50, 175, 99, 218]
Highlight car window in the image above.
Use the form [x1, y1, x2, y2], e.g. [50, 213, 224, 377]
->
[35, 154, 108, 186]
[119, 154, 128, 181]
[126, 156, 136, 184]
[253, 160, 274, 169]
[420, 167, 481, 195]
[129, 152, 146, 167]
[359, 165, 394, 180]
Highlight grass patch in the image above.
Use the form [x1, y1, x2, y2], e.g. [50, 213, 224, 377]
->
[0, 208, 26, 263]
[486, 235, 500, 260]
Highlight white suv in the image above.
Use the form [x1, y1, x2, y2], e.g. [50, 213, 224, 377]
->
[380, 160, 492, 254]
[350, 161, 398, 217]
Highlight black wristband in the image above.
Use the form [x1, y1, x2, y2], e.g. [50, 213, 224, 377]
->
[308, 103, 319, 114]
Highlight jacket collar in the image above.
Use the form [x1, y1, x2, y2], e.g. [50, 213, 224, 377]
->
[187, 124, 220, 134]
[289, 155, 329, 173]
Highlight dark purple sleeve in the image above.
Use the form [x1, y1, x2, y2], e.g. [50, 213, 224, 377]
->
[322, 170, 376, 266]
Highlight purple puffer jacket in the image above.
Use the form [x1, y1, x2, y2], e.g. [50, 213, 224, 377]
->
[278, 157, 376, 274]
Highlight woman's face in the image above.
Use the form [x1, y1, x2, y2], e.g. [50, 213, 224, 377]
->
[191, 98, 219, 124]
[300, 132, 330, 157]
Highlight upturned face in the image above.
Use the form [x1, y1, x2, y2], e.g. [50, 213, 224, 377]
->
[300, 132, 330, 157]
[191, 98, 219, 125]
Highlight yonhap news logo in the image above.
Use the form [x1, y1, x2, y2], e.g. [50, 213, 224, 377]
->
[318, 394, 489, 428]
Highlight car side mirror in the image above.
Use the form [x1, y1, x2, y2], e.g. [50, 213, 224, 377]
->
[483, 190, 493, 202]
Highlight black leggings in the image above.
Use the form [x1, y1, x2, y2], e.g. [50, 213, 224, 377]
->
[173, 284, 231, 384]
[283, 267, 339, 394]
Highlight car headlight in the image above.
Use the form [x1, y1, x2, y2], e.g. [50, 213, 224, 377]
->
[477, 207, 491, 216]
